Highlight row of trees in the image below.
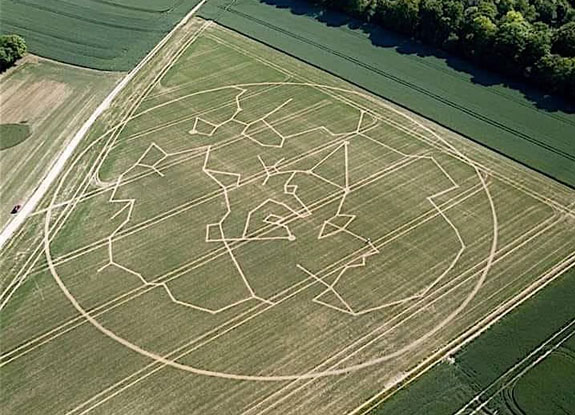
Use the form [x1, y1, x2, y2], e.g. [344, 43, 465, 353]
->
[0, 35, 27, 72]
[311, 0, 575, 100]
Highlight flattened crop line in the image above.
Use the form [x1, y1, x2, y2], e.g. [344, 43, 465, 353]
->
[142, 65, 286, 102]
[121, 83, 315, 145]
[5, 19, 221, 304]
[215, 7, 575, 162]
[44, 98, 371, 268]
[0, 127, 122, 310]
[31, 148, 206, 218]
[0, 154, 412, 364]
[65, 287, 294, 415]
[207, 32, 573, 248]
[41, 143, 409, 285]
[374, 122, 575, 217]
[7, 187, 557, 400]
[2, 19, 216, 368]
[0, 11, 205, 257]
[46, 91, 326, 214]
[300, 9, 575, 130]
[29, 50, 281, 213]
[2, 68, 490, 368]
[53, 90, 304, 203]
[1, 131, 374, 365]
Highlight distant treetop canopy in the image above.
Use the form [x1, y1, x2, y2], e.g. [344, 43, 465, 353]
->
[0, 34, 27, 72]
[309, 0, 575, 100]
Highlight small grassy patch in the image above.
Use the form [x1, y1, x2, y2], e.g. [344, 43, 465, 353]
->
[0, 123, 32, 150]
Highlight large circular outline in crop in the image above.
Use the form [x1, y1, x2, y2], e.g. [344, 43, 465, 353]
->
[44, 82, 498, 381]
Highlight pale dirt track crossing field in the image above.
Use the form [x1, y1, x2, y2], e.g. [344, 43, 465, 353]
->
[1, 18, 574, 415]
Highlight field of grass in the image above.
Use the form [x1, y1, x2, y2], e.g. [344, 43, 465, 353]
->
[511, 335, 575, 414]
[199, 0, 575, 187]
[0, 57, 121, 230]
[0, 0, 201, 70]
[0, 18, 574, 415]
[369, 268, 575, 415]
[0, 123, 32, 151]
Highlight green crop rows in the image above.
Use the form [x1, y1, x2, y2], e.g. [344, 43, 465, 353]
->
[371, 268, 575, 415]
[0, 0, 201, 71]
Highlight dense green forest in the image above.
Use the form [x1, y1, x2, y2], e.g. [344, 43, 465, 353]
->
[310, 0, 575, 100]
[0, 35, 26, 72]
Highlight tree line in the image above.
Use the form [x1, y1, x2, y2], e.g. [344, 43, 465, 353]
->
[310, 0, 575, 100]
[0, 35, 27, 72]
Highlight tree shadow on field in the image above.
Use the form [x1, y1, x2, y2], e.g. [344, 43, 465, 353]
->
[259, 0, 575, 114]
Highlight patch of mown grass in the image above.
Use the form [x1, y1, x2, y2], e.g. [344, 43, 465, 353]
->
[0, 123, 31, 150]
